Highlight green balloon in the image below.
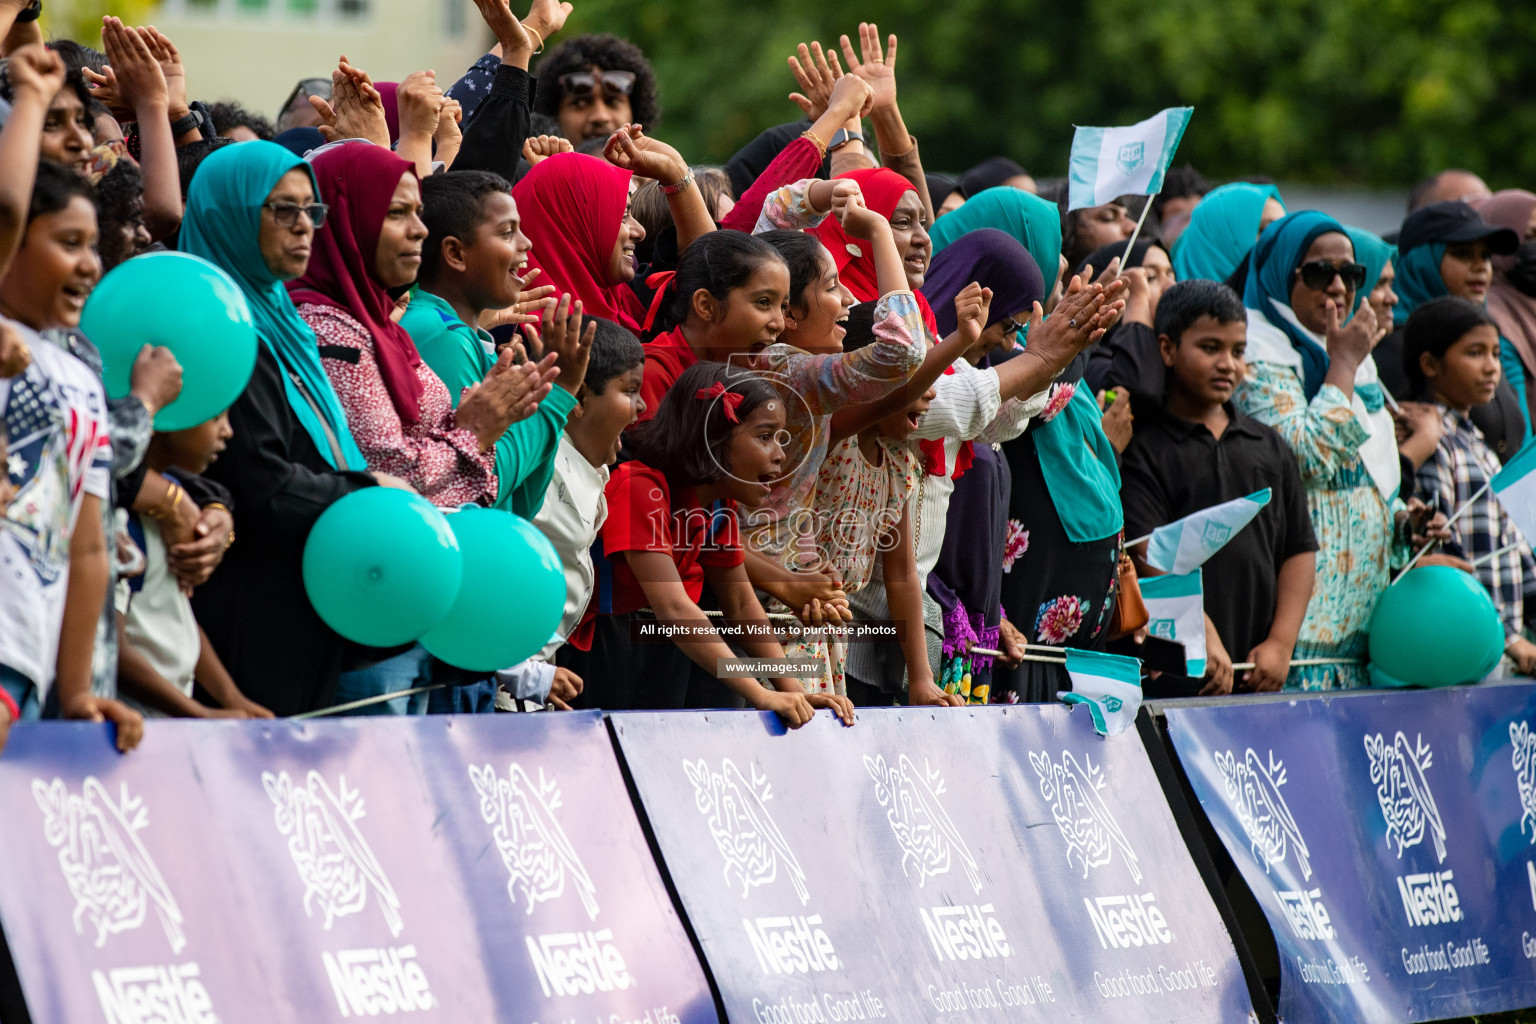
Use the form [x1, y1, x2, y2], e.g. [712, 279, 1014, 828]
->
[303, 488, 462, 646]
[421, 507, 565, 672]
[80, 251, 257, 431]
[1367, 565, 1504, 687]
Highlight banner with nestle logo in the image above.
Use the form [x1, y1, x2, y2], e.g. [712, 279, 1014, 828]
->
[1165, 683, 1536, 1022]
[610, 704, 1255, 1022]
[0, 713, 717, 1024]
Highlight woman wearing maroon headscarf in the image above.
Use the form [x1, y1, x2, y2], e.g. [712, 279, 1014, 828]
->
[291, 143, 545, 507]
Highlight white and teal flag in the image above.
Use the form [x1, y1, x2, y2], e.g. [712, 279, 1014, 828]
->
[1143, 488, 1271, 575]
[1060, 649, 1143, 736]
[1139, 570, 1205, 678]
[1067, 107, 1194, 212]
[1493, 439, 1536, 546]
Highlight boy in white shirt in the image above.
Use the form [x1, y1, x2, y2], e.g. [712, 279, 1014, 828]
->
[500, 319, 644, 708]
[116, 412, 274, 719]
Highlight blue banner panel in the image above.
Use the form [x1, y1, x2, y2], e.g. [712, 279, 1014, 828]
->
[611, 704, 1255, 1023]
[1165, 684, 1536, 1023]
[0, 714, 717, 1024]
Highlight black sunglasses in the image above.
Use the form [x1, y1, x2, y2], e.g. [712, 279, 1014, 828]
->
[1294, 260, 1367, 292]
[558, 70, 636, 103]
[279, 77, 333, 117]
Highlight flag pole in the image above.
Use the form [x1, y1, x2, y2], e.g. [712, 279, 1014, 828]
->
[1393, 480, 1491, 581]
[1121, 194, 1155, 264]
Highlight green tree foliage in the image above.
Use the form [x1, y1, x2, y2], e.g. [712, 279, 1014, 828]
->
[552, 0, 1536, 187]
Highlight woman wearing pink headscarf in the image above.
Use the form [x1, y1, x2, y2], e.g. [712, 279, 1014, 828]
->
[1478, 190, 1536, 425]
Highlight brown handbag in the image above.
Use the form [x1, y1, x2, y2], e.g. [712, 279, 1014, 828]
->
[1106, 549, 1149, 640]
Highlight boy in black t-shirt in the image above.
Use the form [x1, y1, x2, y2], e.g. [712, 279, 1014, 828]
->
[1121, 281, 1318, 695]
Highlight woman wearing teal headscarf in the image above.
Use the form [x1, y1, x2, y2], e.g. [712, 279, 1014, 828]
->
[930, 186, 1064, 299]
[1381, 201, 1528, 460]
[1171, 182, 1285, 284]
[1236, 210, 1408, 691]
[969, 211, 1128, 704]
[183, 141, 387, 717]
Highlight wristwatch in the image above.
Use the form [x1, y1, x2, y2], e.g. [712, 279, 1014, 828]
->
[827, 128, 864, 153]
[15, 1, 43, 23]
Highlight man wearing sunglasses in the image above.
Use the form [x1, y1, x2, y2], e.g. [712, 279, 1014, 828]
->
[275, 77, 331, 133]
[533, 33, 659, 142]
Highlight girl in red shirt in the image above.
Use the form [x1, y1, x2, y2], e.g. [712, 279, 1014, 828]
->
[587, 362, 856, 728]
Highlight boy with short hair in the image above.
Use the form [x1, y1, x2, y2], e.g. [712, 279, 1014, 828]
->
[116, 411, 273, 719]
[403, 169, 582, 519]
[1120, 280, 1318, 695]
[499, 318, 645, 709]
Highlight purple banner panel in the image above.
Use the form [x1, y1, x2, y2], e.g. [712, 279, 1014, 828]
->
[0, 713, 717, 1024]
[611, 703, 1255, 1024]
[1165, 684, 1536, 1023]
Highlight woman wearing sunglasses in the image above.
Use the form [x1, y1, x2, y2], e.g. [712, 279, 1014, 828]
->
[1236, 210, 1440, 692]
[179, 141, 386, 717]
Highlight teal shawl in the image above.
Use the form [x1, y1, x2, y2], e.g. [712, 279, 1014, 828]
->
[1171, 182, 1284, 283]
[179, 141, 366, 470]
[1345, 226, 1395, 314]
[1391, 242, 1448, 327]
[931, 186, 1064, 292]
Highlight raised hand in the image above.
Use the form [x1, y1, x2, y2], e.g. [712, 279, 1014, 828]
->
[839, 22, 898, 111]
[311, 56, 390, 146]
[396, 69, 446, 141]
[99, 17, 168, 115]
[1019, 276, 1126, 371]
[523, 0, 573, 42]
[470, 0, 533, 54]
[5, 43, 66, 107]
[951, 282, 992, 350]
[1324, 297, 1382, 368]
[457, 346, 560, 447]
[787, 41, 844, 120]
[435, 97, 463, 145]
[825, 72, 873, 123]
[837, 190, 891, 243]
[137, 26, 189, 116]
[522, 293, 595, 395]
[603, 123, 688, 184]
[522, 134, 573, 165]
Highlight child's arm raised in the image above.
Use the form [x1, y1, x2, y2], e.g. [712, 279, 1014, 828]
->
[626, 551, 815, 728]
[880, 502, 962, 708]
[829, 282, 988, 444]
[708, 561, 856, 726]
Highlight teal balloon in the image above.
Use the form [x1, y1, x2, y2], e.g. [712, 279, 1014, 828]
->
[421, 507, 565, 672]
[303, 489, 462, 646]
[1368, 566, 1504, 686]
[80, 251, 257, 431]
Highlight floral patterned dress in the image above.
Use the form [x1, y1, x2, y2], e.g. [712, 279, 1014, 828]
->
[784, 435, 921, 694]
[1235, 362, 1402, 690]
[996, 370, 1122, 704]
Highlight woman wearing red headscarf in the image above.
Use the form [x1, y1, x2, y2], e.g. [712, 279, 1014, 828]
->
[291, 143, 543, 507]
[512, 134, 715, 335]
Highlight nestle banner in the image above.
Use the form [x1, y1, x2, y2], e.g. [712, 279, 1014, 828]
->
[0, 714, 716, 1024]
[1165, 683, 1536, 1022]
[610, 704, 1255, 1022]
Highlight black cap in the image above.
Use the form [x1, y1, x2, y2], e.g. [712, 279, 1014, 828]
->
[1398, 200, 1519, 255]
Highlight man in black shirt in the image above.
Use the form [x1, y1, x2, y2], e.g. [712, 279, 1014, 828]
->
[1121, 281, 1318, 696]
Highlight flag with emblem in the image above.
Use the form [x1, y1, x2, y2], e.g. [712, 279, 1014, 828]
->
[1138, 570, 1204, 678]
[1061, 649, 1143, 736]
[1067, 107, 1194, 211]
[1492, 438, 1536, 547]
[1140, 488, 1271, 575]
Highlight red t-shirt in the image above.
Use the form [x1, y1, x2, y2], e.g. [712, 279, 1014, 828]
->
[600, 461, 744, 615]
[636, 328, 697, 424]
